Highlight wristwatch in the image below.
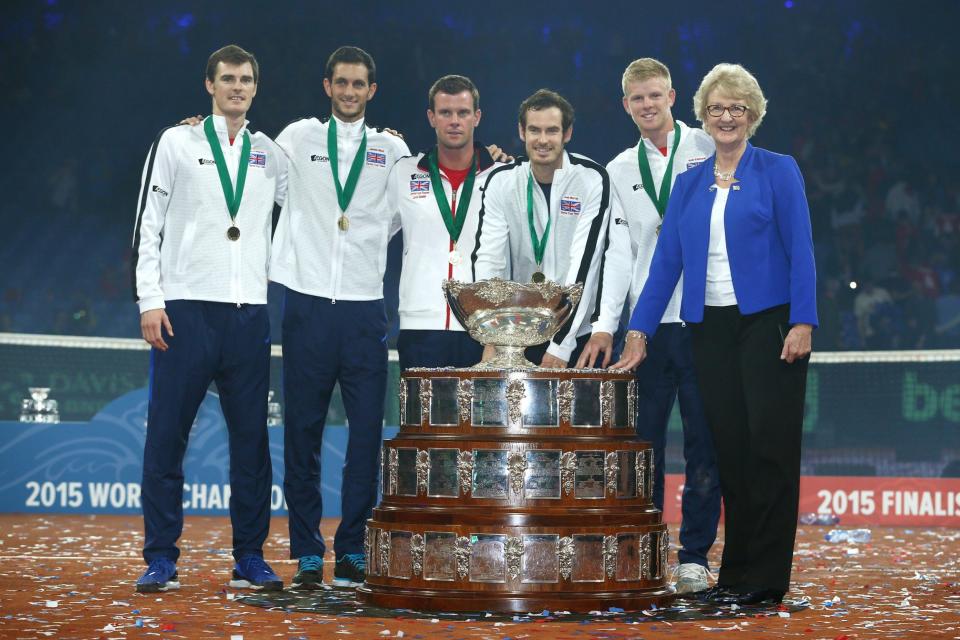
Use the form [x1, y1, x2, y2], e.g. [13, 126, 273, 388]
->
[625, 330, 648, 343]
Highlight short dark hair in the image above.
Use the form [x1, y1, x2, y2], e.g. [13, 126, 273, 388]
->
[428, 75, 480, 111]
[324, 46, 376, 84]
[206, 45, 259, 85]
[518, 89, 575, 131]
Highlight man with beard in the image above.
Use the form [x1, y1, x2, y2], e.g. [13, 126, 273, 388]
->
[472, 89, 612, 368]
[388, 75, 503, 370]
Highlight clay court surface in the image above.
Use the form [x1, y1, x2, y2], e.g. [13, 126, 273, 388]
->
[0, 514, 957, 639]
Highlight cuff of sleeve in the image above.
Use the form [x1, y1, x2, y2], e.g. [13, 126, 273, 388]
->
[592, 318, 619, 335]
[138, 297, 166, 314]
[547, 341, 574, 362]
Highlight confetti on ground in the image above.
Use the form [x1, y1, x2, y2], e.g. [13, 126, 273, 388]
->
[1, 515, 958, 638]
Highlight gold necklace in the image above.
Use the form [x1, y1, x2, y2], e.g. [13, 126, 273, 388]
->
[713, 162, 735, 181]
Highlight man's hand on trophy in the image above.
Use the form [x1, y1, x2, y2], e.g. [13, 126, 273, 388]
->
[575, 332, 613, 369]
[540, 353, 567, 369]
[179, 115, 204, 126]
[141, 309, 174, 352]
[610, 330, 648, 371]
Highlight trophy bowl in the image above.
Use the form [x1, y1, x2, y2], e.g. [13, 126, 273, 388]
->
[443, 278, 583, 369]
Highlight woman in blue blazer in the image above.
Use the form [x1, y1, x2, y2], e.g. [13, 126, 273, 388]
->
[615, 63, 817, 606]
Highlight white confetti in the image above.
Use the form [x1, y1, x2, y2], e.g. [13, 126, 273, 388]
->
[44, 600, 58, 608]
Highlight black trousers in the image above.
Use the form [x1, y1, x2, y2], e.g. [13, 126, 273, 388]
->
[689, 304, 808, 593]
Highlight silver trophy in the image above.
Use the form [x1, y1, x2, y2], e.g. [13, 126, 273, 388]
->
[443, 278, 583, 369]
[19, 387, 60, 424]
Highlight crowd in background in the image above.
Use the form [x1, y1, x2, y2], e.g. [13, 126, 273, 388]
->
[1, 1, 958, 350]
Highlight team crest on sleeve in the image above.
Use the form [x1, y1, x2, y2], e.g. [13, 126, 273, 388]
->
[687, 157, 706, 169]
[366, 148, 387, 166]
[559, 195, 582, 215]
[249, 150, 267, 167]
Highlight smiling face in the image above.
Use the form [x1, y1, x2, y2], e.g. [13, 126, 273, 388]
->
[428, 90, 480, 151]
[519, 106, 572, 173]
[622, 76, 676, 139]
[324, 62, 377, 123]
[205, 61, 257, 119]
[704, 90, 753, 151]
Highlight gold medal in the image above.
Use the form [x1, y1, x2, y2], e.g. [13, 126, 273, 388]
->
[338, 215, 349, 231]
[227, 226, 240, 241]
[531, 271, 546, 284]
[448, 250, 462, 265]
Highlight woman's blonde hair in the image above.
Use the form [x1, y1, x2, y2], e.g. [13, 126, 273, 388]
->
[693, 63, 767, 138]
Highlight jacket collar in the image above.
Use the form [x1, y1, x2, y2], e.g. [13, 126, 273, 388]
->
[208, 114, 249, 143]
[696, 141, 755, 192]
[518, 150, 570, 182]
[416, 141, 497, 173]
[638, 119, 689, 155]
[330, 114, 366, 138]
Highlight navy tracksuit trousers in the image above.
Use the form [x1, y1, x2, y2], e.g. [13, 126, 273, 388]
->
[141, 300, 272, 564]
[635, 322, 721, 569]
[281, 288, 387, 559]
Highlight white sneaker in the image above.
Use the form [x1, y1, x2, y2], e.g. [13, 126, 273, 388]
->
[673, 562, 711, 594]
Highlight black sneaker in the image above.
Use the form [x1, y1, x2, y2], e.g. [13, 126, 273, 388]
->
[291, 555, 324, 590]
[332, 553, 365, 587]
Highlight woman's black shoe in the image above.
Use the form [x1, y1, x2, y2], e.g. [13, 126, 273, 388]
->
[712, 588, 786, 606]
[696, 584, 738, 602]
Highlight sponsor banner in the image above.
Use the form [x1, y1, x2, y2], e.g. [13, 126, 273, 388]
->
[797, 475, 960, 526]
[660, 474, 960, 526]
[0, 344, 400, 426]
[0, 388, 398, 517]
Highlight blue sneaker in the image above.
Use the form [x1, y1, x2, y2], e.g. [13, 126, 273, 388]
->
[333, 553, 365, 587]
[291, 554, 324, 590]
[229, 555, 283, 591]
[136, 558, 179, 593]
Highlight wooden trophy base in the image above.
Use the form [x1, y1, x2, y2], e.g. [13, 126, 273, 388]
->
[363, 367, 675, 614]
[357, 584, 676, 614]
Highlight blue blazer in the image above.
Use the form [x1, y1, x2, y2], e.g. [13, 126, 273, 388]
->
[628, 143, 818, 336]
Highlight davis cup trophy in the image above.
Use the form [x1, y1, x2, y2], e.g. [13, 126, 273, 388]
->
[358, 278, 674, 613]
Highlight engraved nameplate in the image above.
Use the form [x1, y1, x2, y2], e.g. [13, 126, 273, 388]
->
[469, 534, 507, 583]
[523, 449, 561, 499]
[471, 378, 507, 427]
[571, 378, 602, 427]
[574, 450, 606, 499]
[472, 449, 509, 499]
[428, 448, 459, 497]
[396, 448, 418, 496]
[571, 534, 605, 582]
[429, 377, 459, 426]
[521, 379, 559, 427]
[423, 531, 457, 582]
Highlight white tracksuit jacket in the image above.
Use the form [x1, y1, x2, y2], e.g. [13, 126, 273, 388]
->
[270, 115, 410, 301]
[131, 115, 288, 313]
[472, 151, 615, 361]
[388, 144, 503, 331]
[596, 121, 715, 334]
